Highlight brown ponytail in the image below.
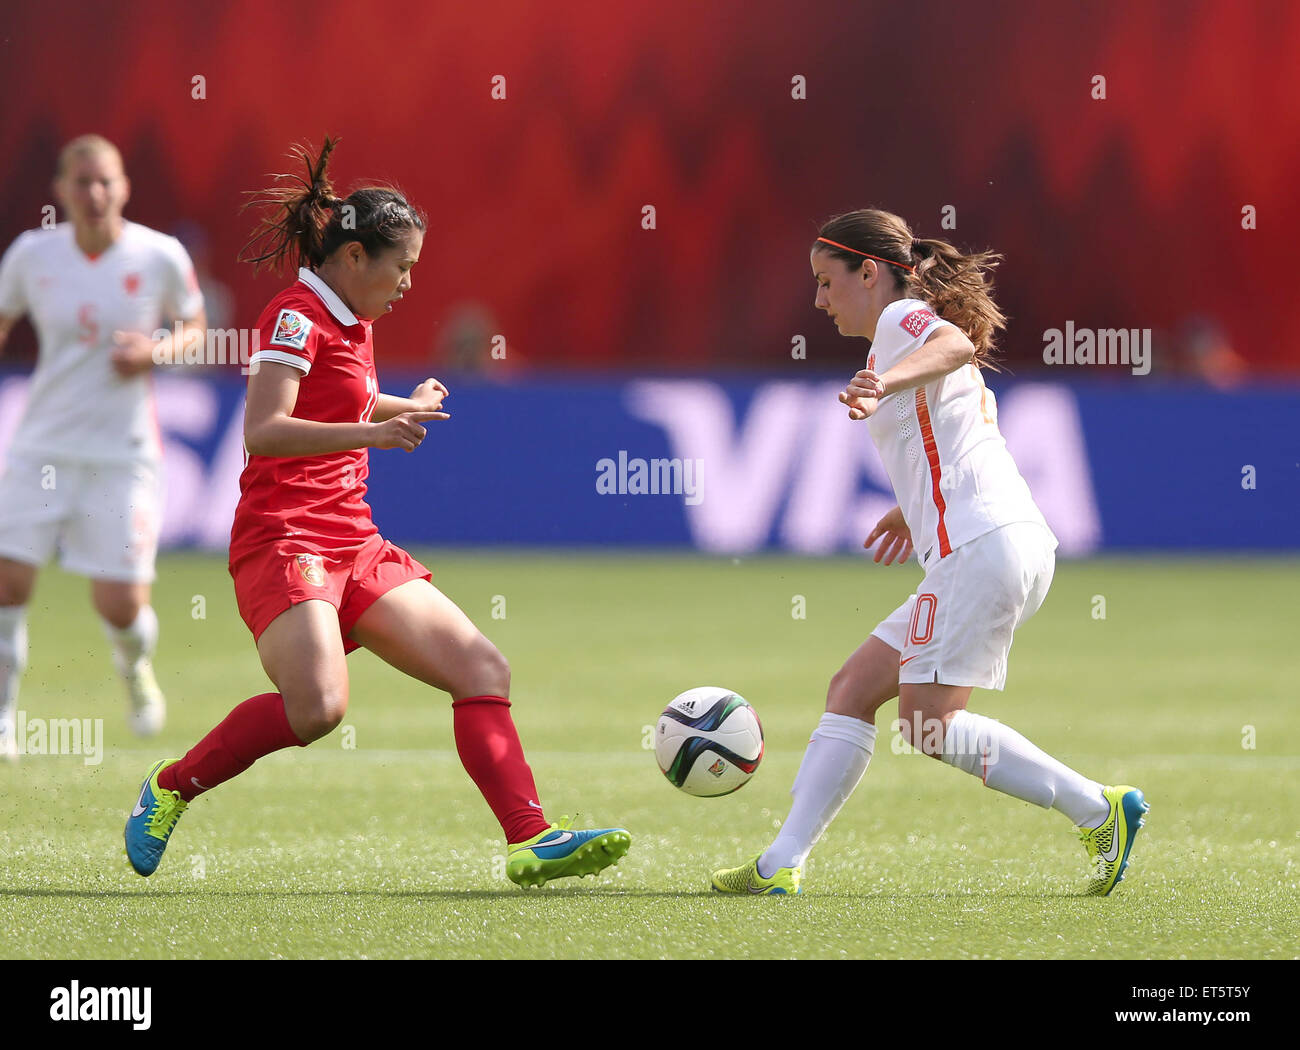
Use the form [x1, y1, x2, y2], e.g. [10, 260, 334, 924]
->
[815, 209, 1007, 369]
[240, 137, 425, 274]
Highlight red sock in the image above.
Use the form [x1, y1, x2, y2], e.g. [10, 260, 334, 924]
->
[452, 695, 550, 843]
[158, 692, 305, 801]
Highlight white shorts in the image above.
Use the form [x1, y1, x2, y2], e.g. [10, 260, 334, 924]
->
[0, 454, 160, 583]
[871, 521, 1056, 691]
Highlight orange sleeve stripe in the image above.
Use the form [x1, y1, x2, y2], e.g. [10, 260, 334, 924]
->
[914, 388, 951, 558]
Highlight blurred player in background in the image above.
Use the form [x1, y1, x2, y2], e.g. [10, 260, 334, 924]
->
[0, 135, 206, 756]
[712, 209, 1147, 896]
[123, 139, 630, 887]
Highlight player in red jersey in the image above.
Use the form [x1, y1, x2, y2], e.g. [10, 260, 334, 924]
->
[124, 139, 629, 887]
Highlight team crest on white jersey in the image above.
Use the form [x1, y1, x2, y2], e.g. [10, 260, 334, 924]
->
[270, 309, 312, 350]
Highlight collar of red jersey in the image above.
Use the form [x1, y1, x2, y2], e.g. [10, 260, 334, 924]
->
[297, 267, 363, 329]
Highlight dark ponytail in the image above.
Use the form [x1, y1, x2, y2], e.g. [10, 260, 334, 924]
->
[240, 137, 425, 274]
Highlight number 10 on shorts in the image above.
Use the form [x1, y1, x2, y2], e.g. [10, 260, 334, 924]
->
[908, 593, 937, 645]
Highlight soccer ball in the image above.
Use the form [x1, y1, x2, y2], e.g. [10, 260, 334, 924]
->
[655, 687, 764, 797]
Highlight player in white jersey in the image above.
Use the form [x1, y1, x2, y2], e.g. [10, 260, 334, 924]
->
[0, 135, 206, 756]
[712, 208, 1147, 897]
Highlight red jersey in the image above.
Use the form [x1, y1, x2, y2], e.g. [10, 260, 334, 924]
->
[229, 267, 381, 563]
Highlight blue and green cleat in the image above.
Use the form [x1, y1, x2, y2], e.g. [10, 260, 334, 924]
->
[506, 818, 631, 888]
[1077, 784, 1149, 896]
[124, 759, 188, 877]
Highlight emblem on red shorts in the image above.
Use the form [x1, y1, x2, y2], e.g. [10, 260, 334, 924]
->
[295, 554, 325, 586]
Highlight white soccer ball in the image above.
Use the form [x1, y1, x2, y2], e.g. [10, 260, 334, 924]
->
[655, 687, 764, 797]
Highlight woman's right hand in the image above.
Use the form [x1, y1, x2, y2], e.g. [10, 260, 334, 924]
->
[368, 410, 448, 452]
[863, 505, 912, 564]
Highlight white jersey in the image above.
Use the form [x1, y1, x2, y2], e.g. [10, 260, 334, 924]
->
[0, 221, 203, 464]
[866, 298, 1053, 570]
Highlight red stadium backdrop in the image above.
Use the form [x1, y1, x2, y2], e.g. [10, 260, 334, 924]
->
[0, 0, 1296, 374]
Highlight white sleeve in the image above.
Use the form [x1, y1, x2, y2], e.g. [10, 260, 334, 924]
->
[248, 348, 311, 374]
[0, 232, 33, 319]
[158, 235, 205, 320]
[871, 303, 954, 373]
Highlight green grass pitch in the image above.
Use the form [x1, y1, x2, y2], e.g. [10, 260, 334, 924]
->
[2, 551, 1296, 959]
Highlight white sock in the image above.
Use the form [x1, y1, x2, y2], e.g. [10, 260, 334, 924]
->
[0, 605, 27, 723]
[102, 605, 158, 673]
[941, 709, 1109, 827]
[759, 712, 876, 876]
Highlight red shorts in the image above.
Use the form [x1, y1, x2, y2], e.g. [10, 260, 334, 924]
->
[229, 533, 431, 653]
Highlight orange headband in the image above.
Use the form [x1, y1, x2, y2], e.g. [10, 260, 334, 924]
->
[816, 236, 916, 274]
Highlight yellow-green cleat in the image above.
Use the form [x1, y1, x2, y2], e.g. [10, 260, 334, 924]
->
[506, 818, 631, 889]
[711, 855, 801, 895]
[1077, 784, 1149, 896]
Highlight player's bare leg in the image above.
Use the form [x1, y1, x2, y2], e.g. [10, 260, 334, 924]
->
[896, 681, 972, 756]
[826, 635, 902, 723]
[347, 578, 508, 700]
[900, 680, 1108, 822]
[92, 579, 164, 736]
[349, 579, 630, 886]
[903, 680, 1149, 892]
[0, 557, 36, 760]
[154, 598, 339, 794]
[0, 557, 37, 606]
[125, 602, 328, 876]
[256, 599, 350, 742]
[743, 636, 898, 887]
[348, 578, 540, 841]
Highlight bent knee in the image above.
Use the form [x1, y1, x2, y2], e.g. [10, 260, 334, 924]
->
[285, 686, 349, 742]
[826, 666, 896, 721]
[450, 637, 510, 700]
[95, 599, 143, 630]
[0, 564, 36, 607]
